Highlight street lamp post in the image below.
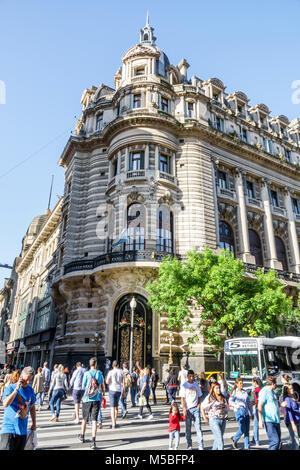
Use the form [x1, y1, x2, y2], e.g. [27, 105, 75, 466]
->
[93, 332, 100, 361]
[129, 295, 137, 373]
[168, 332, 174, 365]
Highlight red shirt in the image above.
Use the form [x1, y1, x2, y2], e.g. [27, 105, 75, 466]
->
[254, 387, 261, 405]
[168, 412, 186, 432]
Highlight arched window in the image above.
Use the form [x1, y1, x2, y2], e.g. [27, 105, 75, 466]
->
[275, 236, 288, 271]
[219, 221, 235, 253]
[126, 203, 146, 251]
[156, 206, 173, 253]
[249, 229, 263, 266]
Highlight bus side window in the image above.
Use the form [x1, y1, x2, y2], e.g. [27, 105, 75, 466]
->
[260, 351, 267, 380]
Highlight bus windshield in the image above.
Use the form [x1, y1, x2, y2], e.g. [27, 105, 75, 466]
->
[225, 350, 259, 379]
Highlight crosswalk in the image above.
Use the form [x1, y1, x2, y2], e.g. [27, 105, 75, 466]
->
[0, 398, 291, 450]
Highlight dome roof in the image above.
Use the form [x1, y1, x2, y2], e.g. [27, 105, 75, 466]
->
[26, 214, 47, 236]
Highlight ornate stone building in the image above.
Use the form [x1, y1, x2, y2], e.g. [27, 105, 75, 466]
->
[47, 18, 300, 372]
[8, 199, 62, 369]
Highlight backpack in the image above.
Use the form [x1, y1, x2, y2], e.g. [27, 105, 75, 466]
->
[86, 371, 99, 398]
[124, 372, 132, 388]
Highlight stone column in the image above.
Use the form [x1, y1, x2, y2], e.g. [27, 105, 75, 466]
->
[261, 179, 281, 269]
[284, 188, 300, 273]
[125, 147, 129, 172]
[211, 158, 220, 248]
[154, 145, 159, 171]
[235, 169, 255, 263]
[145, 144, 150, 170]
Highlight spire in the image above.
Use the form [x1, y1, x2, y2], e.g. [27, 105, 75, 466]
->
[139, 13, 156, 45]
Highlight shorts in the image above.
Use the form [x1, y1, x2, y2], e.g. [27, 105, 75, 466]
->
[109, 390, 121, 408]
[82, 401, 100, 422]
[73, 389, 84, 404]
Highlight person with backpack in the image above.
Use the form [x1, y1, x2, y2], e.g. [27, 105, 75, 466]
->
[78, 357, 104, 449]
[120, 362, 131, 419]
[106, 360, 125, 429]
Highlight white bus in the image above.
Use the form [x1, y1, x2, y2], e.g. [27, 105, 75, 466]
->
[224, 336, 300, 399]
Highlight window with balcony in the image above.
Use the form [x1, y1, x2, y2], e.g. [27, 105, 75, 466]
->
[96, 114, 103, 130]
[156, 206, 173, 253]
[159, 153, 171, 174]
[275, 236, 288, 271]
[292, 198, 300, 215]
[217, 171, 228, 189]
[129, 151, 144, 171]
[270, 190, 279, 208]
[133, 93, 142, 108]
[219, 221, 235, 253]
[212, 115, 224, 132]
[249, 229, 263, 266]
[186, 102, 194, 118]
[239, 126, 248, 143]
[246, 181, 255, 199]
[126, 203, 146, 251]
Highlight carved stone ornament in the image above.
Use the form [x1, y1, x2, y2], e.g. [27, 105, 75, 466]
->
[158, 190, 174, 206]
[122, 44, 160, 61]
[127, 191, 146, 204]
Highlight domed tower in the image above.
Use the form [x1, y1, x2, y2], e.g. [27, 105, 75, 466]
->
[53, 17, 217, 373]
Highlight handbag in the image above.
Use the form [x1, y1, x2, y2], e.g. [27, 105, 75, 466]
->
[138, 395, 147, 407]
[101, 397, 106, 408]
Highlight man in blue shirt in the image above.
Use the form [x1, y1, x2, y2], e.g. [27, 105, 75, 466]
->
[0, 366, 36, 450]
[258, 376, 281, 450]
[78, 357, 105, 449]
[70, 362, 86, 424]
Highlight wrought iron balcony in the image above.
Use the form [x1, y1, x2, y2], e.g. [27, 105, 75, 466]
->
[64, 250, 178, 275]
[244, 263, 300, 283]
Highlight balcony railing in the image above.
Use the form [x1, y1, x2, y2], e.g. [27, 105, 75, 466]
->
[126, 170, 146, 179]
[64, 250, 179, 275]
[244, 263, 300, 283]
[159, 172, 175, 183]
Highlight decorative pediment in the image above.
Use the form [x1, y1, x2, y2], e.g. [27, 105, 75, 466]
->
[122, 44, 160, 62]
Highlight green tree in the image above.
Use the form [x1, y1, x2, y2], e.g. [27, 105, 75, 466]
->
[146, 248, 299, 351]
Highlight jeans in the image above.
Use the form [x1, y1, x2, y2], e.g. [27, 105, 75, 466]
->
[50, 388, 64, 418]
[209, 418, 226, 450]
[265, 422, 281, 450]
[36, 392, 43, 408]
[252, 409, 259, 444]
[119, 387, 129, 414]
[151, 386, 157, 404]
[168, 387, 177, 402]
[287, 423, 300, 450]
[169, 430, 180, 449]
[0, 433, 27, 450]
[97, 392, 103, 423]
[185, 407, 204, 449]
[131, 386, 138, 406]
[234, 410, 250, 449]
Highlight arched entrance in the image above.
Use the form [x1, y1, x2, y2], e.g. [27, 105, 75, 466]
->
[112, 294, 152, 367]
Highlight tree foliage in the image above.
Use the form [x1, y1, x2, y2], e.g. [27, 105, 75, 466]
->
[146, 248, 299, 351]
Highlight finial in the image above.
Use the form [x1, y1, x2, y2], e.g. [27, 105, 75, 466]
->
[146, 11, 149, 26]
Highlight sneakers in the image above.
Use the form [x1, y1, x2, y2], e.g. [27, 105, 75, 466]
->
[90, 439, 96, 450]
[137, 414, 143, 419]
[122, 410, 128, 419]
[55, 418, 59, 422]
[169, 447, 172, 450]
[187, 447, 192, 450]
[147, 414, 154, 420]
[38, 407, 42, 412]
[49, 415, 56, 422]
[78, 434, 85, 443]
[98, 422, 103, 429]
[231, 436, 238, 450]
[198, 447, 204, 450]
[73, 418, 80, 424]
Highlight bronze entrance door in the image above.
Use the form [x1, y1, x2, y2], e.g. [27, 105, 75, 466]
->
[113, 294, 152, 368]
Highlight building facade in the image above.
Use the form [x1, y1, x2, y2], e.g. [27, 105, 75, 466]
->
[46, 19, 300, 373]
[8, 200, 62, 370]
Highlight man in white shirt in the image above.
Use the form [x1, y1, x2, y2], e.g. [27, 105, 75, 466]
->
[180, 369, 204, 450]
[106, 361, 125, 429]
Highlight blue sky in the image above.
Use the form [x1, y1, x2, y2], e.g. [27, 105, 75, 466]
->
[1, 0, 300, 286]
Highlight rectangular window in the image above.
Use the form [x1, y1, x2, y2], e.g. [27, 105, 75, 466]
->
[133, 94, 142, 108]
[96, 114, 103, 130]
[217, 171, 228, 189]
[292, 198, 300, 215]
[159, 153, 171, 174]
[239, 126, 248, 142]
[129, 151, 144, 171]
[135, 67, 145, 76]
[215, 117, 224, 132]
[160, 96, 169, 112]
[263, 137, 268, 152]
[284, 149, 291, 162]
[246, 181, 255, 199]
[268, 140, 274, 154]
[113, 160, 118, 176]
[270, 190, 279, 208]
[186, 102, 194, 118]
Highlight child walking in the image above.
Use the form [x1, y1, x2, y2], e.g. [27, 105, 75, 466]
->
[168, 401, 186, 450]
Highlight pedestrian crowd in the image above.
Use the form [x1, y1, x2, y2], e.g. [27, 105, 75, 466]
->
[0, 360, 299, 451]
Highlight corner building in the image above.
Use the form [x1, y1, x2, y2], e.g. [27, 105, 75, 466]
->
[51, 19, 300, 373]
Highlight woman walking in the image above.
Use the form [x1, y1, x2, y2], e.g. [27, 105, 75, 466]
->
[250, 376, 263, 447]
[48, 364, 68, 422]
[166, 368, 179, 403]
[32, 367, 45, 411]
[229, 377, 254, 450]
[138, 368, 153, 420]
[281, 383, 300, 450]
[201, 382, 229, 450]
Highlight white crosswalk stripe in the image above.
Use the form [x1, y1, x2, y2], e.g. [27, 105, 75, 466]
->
[0, 398, 291, 450]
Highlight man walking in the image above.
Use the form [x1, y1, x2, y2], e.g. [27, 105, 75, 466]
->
[180, 369, 204, 450]
[258, 376, 281, 450]
[41, 361, 51, 408]
[0, 366, 36, 450]
[130, 367, 139, 407]
[78, 357, 104, 449]
[70, 362, 86, 424]
[106, 360, 125, 429]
